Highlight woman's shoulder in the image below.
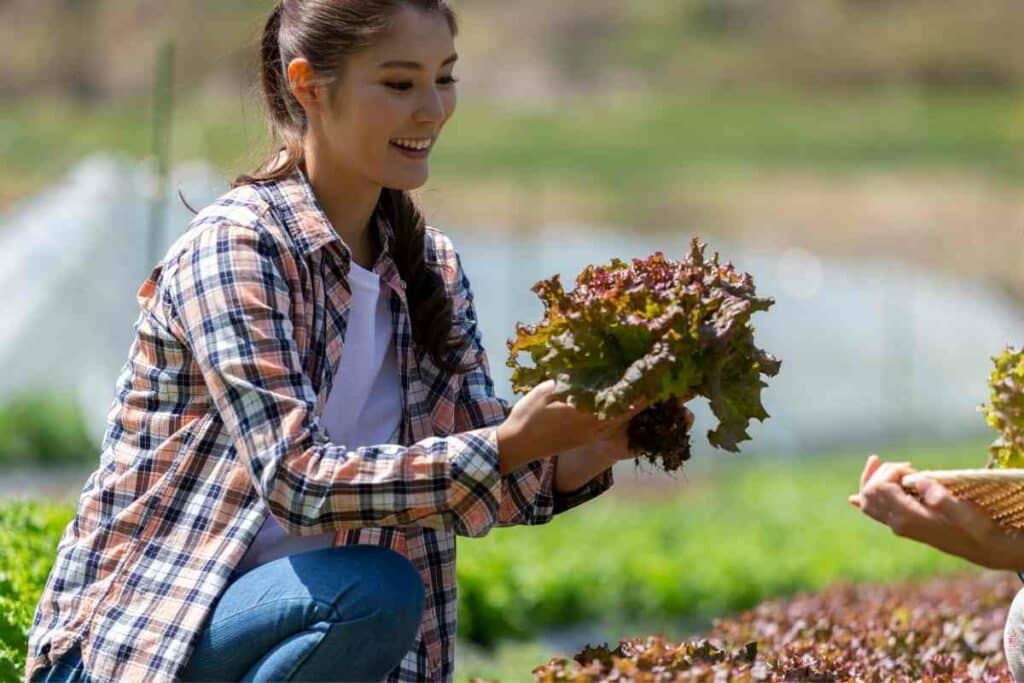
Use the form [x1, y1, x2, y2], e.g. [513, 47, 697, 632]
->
[161, 182, 288, 270]
[423, 224, 460, 270]
[423, 224, 473, 300]
[192, 182, 275, 230]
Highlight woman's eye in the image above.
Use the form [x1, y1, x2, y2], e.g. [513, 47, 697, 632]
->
[383, 76, 458, 92]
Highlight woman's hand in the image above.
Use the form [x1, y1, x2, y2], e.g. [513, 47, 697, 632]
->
[496, 381, 687, 474]
[848, 454, 1024, 572]
[550, 393, 694, 493]
[578, 400, 695, 466]
[548, 403, 700, 493]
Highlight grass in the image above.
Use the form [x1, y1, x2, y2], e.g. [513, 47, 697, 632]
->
[454, 441, 988, 646]
[0, 441, 996, 681]
[0, 394, 96, 468]
[439, 90, 1024, 183]
[0, 502, 72, 681]
[3, 90, 1024, 213]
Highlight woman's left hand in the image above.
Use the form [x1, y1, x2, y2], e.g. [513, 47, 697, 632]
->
[849, 454, 1024, 571]
[588, 403, 695, 464]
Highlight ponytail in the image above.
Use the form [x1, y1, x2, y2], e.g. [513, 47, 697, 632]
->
[233, 1, 304, 186]
[381, 187, 480, 374]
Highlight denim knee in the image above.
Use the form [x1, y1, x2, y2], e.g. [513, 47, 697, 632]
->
[366, 548, 425, 639]
[31, 643, 87, 683]
[1005, 587, 1024, 682]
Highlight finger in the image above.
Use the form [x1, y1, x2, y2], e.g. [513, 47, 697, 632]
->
[627, 399, 649, 417]
[848, 494, 863, 509]
[868, 462, 909, 483]
[607, 400, 648, 426]
[860, 455, 880, 489]
[875, 481, 953, 523]
[866, 462, 913, 488]
[917, 479, 995, 542]
[859, 482, 923, 528]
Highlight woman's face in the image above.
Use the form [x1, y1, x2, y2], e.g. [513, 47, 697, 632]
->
[305, 6, 458, 192]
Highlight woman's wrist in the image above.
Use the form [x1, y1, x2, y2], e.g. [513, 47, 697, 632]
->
[496, 419, 548, 474]
[553, 444, 616, 493]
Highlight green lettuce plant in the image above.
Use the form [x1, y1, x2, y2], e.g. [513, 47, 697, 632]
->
[506, 238, 780, 471]
[982, 346, 1024, 468]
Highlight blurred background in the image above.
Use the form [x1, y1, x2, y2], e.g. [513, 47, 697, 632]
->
[2, 0, 1024, 680]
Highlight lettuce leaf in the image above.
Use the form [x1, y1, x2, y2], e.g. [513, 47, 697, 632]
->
[507, 238, 780, 470]
[982, 346, 1024, 468]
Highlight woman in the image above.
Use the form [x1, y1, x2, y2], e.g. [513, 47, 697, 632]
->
[850, 454, 1024, 681]
[25, 2, 681, 681]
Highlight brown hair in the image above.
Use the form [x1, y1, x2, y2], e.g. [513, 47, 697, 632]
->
[236, 0, 479, 375]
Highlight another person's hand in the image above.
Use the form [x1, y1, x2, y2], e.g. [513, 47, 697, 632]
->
[848, 454, 1024, 572]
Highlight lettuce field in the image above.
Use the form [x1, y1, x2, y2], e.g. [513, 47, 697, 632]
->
[527, 573, 1017, 681]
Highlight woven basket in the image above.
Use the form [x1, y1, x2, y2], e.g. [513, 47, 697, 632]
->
[902, 469, 1024, 530]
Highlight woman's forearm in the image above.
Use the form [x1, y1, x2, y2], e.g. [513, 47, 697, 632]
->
[495, 421, 614, 490]
[495, 420, 550, 474]
[553, 445, 615, 494]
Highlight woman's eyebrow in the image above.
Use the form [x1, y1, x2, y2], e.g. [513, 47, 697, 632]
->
[378, 53, 458, 69]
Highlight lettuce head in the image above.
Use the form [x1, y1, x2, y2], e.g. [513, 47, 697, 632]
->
[506, 238, 780, 471]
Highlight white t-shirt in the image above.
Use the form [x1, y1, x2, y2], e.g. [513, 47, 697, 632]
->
[233, 259, 403, 576]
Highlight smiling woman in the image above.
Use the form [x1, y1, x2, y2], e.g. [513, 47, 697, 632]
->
[23, 2, 638, 683]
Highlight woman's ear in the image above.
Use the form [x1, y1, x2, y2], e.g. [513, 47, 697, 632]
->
[287, 57, 322, 119]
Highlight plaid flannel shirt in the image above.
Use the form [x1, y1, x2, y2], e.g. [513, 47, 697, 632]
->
[25, 168, 613, 683]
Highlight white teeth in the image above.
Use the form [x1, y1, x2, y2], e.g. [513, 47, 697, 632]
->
[392, 137, 432, 151]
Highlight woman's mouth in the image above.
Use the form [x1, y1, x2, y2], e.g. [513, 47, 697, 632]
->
[389, 137, 433, 159]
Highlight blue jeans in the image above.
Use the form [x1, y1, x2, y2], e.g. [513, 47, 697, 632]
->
[32, 546, 426, 682]
[29, 643, 89, 683]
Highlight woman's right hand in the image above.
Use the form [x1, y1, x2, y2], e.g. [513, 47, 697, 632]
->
[495, 379, 650, 474]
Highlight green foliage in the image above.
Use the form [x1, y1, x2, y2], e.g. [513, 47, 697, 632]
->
[507, 241, 779, 469]
[3, 91, 1024, 212]
[455, 444, 983, 647]
[437, 92, 1024, 186]
[0, 501, 72, 681]
[0, 393, 96, 468]
[982, 346, 1024, 468]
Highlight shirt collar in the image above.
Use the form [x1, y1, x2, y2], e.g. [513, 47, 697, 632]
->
[271, 163, 395, 264]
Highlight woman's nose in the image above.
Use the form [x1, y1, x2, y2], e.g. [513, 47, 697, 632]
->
[414, 87, 446, 123]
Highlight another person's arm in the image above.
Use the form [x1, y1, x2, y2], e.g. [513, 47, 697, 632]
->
[849, 454, 1024, 571]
